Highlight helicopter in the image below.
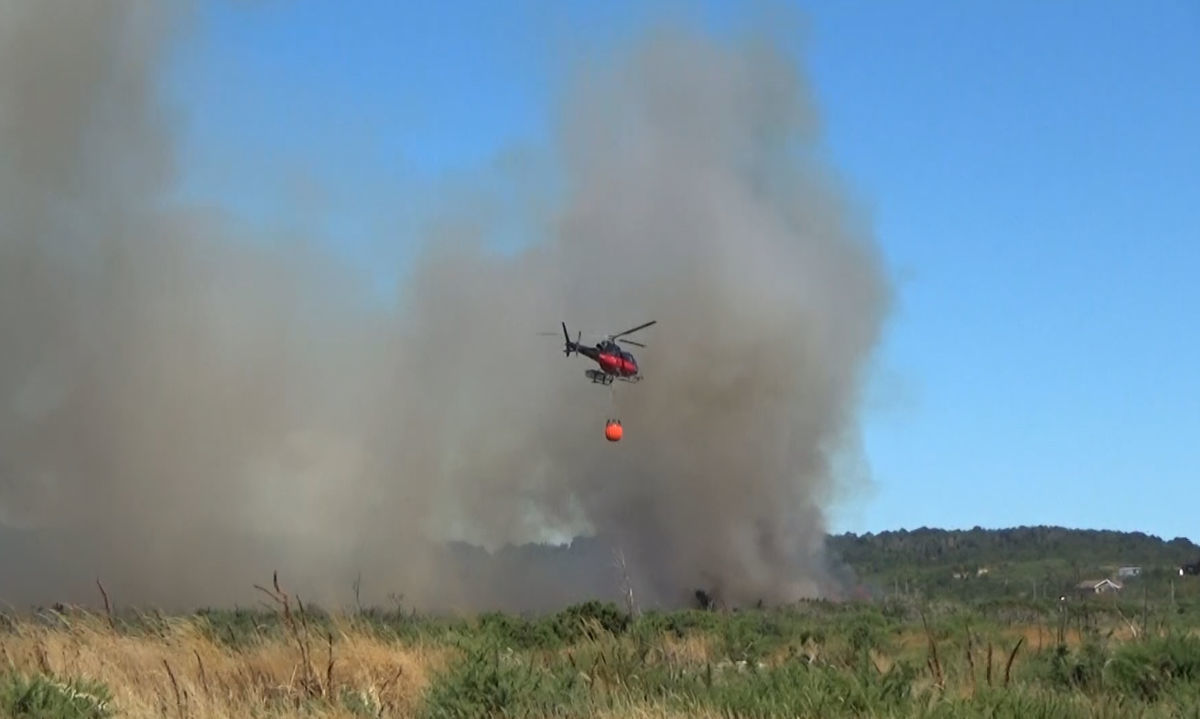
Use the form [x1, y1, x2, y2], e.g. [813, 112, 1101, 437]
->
[544, 320, 656, 385]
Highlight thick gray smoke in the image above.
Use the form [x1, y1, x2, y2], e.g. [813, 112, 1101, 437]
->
[0, 1, 889, 612]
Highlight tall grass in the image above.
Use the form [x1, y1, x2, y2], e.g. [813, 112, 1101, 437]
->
[1, 586, 1198, 718]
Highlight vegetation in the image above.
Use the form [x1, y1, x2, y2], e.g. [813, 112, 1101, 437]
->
[2, 526, 1199, 718]
[828, 526, 1200, 571]
[826, 525, 1200, 604]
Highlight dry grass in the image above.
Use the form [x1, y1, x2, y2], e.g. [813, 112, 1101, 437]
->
[594, 707, 728, 719]
[655, 631, 714, 666]
[1, 597, 1194, 719]
[0, 611, 449, 718]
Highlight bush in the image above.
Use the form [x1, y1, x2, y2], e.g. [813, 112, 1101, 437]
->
[677, 657, 921, 718]
[419, 638, 583, 718]
[0, 673, 114, 719]
[475, 612, 559, 650]
[1032, 641, 1108, 692]
[471, 601, 631, 651]
[550, 600, 629, 642]
[1105, 634, 1200, 702]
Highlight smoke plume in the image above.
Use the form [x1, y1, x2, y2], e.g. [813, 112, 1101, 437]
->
[0, 1, 889, 612]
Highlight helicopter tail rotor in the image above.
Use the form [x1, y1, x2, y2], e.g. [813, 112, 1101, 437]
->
[561, 321, 578, 357]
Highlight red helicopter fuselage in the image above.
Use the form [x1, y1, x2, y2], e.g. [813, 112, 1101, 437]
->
[575, 341, 639, 377]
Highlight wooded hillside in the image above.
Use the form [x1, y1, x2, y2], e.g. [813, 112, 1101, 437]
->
[825, 525, 1200, 602]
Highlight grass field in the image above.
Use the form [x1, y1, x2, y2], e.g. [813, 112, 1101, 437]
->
[3, 576, 1200, 718]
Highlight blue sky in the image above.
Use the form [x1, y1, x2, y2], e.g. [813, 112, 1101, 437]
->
[163, 1, 1200, 541]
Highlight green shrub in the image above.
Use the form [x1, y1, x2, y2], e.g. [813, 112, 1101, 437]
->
[675, 657, 921, 718]
[469, 601, 631, 652]
[475, 612, 559, 650]
[549, 600, 630, 642]
[636, 608, 719, 639]
[1105, 634, 1200, 702]
[712, 610, 810, 664]
[419, 638, 585, 718]
[194, 608, 273, 649]
[1035, 641, 1109, 692]
[0, 673, 114, 719]
[339, 686, 382, 717]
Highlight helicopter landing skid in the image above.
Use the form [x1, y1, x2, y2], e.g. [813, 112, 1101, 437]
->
[585, 369, 642, 385]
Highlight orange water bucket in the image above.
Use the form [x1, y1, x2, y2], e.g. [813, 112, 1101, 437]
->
[604, 419, 623, 442]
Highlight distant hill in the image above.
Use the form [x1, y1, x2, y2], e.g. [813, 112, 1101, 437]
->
[433, 525, 1200, 608]
[826, 525, 1200, 571]
[439, 525, 1200, 606]
[4, 524, 1197, 611]
[824, 525, 1200, 601]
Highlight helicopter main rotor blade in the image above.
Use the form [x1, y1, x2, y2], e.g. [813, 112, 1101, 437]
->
[617, 338, 646, 347]
[611, 320, 656, 339]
